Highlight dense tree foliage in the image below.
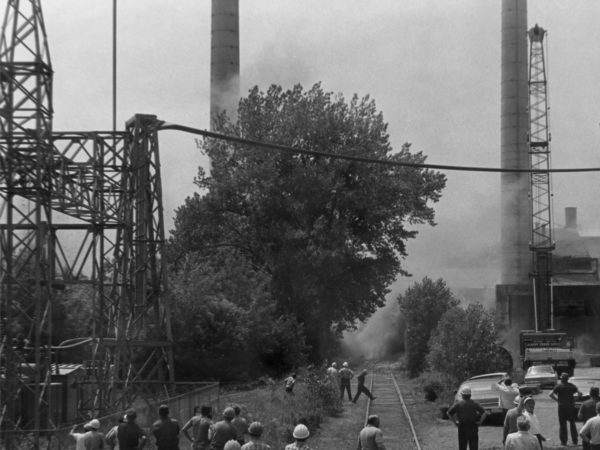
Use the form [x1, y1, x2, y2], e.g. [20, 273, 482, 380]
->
[397, 277, 459, 377]
[169, 83, 446, 361]
[427, 303, 500, 383]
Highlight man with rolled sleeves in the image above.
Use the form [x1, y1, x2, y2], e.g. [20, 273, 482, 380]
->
[447, 385, 488, 450]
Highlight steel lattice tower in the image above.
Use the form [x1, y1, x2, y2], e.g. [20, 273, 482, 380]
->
[0, 1, 174, 446]
[528, 24, 555, 331]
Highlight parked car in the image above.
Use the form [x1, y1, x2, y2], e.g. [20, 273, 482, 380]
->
[569, 376, 600, 414]
[454, 372, 509, 416]
[524, 364, 558, 388]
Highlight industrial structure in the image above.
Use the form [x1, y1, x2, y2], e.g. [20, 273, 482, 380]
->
[210, 0, 240, 125]
[0, 1, 173, 447]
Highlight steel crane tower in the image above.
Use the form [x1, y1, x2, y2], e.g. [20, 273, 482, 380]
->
[528, 24, 555, 331]
[0, 1, 174, 446]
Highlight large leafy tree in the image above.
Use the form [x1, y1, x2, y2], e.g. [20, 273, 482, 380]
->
[427, 303, 501, 383]
[170, 83, 446, 359]
[397, 277, 459, 377]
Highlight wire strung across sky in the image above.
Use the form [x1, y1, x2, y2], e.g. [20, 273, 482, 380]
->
[158, 122, 600, 174]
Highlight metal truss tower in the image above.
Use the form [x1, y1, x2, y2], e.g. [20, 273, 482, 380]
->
[0, 1, 173, 446]
[527, 24, 555, 331]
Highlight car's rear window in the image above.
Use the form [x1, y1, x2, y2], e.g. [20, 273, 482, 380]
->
[529, 366, 553, 374]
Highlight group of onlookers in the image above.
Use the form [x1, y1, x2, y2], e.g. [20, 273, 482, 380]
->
[68, 402, 315, 450]
[446, 371, 600, 450]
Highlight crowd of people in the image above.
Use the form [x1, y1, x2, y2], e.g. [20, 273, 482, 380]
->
[446, 372, 600, 450]
[67, 361, 378, 450]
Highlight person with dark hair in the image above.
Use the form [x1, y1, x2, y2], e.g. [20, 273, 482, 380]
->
[284, 373, 297, 395]
[580, 401, 600, 450]
[580, 387, 600, 425]
[358, 415, 385, 450]
[106, 415, 127, 450]
[339, 362, 354, 401]
[210, 407, 237, 450]
[231, 405, 248, 446]
[182, 405, 213, 450]
[550, 372, 581, 446]
[117, 409, 147, 450]
[504, 416, 539, 450]
[153, 404, 180, 450]
[353, 369, 376, 403]
[447, 386, 488, 450]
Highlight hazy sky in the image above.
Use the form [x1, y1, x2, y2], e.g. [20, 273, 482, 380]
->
[41, 0, 600, 292]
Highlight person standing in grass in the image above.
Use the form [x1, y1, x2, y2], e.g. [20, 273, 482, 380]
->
[284, 424, 313, 450]
[240, 422, 270, 450]
[339, 362, 354, 401]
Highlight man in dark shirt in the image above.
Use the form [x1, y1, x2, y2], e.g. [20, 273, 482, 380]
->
[352, 369, 376, 403]
[447, 386, 488, 450]
[550, 372, 582, 446]
[579, 387, 600, 450]
[210, 407, 237, 450]
[153, 404, 180, 450]
[117, 409, 147, 450]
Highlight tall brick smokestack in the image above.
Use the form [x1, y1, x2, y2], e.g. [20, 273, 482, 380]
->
[500, 0, 530, 285]
[211, 0, 239, 127]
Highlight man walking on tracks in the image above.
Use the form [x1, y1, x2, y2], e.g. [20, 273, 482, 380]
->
[353, 369, 375, 403]
[550, 372, 581, 446]
[358, 414, 386, 450]
[339, 362, 354, 401]
[447, 385, 488, 450]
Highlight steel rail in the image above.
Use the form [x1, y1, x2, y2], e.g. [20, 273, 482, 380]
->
[390, 371, 422, 450]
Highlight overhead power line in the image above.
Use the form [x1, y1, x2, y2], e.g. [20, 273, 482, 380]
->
[158, 122, 600, 174]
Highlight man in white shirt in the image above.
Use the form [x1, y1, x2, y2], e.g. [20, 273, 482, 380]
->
[504, 416, 540, 450]
[497, 376, 520, 413]
[580, 402, 600, 450]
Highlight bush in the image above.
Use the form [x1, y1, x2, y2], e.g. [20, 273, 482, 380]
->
[417, 370, 455, 403]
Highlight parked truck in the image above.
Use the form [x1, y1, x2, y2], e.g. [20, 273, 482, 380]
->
[520, 330, 576, 376]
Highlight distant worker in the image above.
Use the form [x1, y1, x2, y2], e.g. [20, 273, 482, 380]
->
[117, 409, 147, 450]
[579, 401, 600, 450]
[326, 362, 339, 382]
[550, 372, 581, 446]
[339, 362, 354, 401]
[210, 407, 237, 450]
[284, 373, 297, 395]
[447, 385, 488, 450]
[497, 376, 520, 413]
[231, 405, 248, 445]
[521, 397, 546, 449]
[69, 422, 91, 450]
[106, 415, 126, 450]
[241, 421, 270, 450]
[503, 396, 525, 445]
[153, 404, 180, 450]
[81, 419, 104, 450]
[182, 405, 213, 450]
[357, 414, 386, 450]
[284, 424, 313, 450]
[353, 369, 376, 403]
[504, 416, 539, 450]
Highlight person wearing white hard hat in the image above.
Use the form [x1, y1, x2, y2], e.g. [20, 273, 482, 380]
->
[81, 418, 104, 450]
[284, 423, 313, 449]
[339, 362, 354, 401]
[69, 421, 93, 450]
[210, 407, 237, 450]
[447, 385, 487, 450]
[241, 421, 270, 450]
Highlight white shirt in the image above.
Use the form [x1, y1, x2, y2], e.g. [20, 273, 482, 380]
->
[498, 382, 520, 409]
[580, 415, 600, 444]
[522, 411, 542, 436]
[504, 430, 540, 450]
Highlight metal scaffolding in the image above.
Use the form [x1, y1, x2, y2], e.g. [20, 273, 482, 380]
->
[528, 24, 555, 331]
[0, 1, 173, 446]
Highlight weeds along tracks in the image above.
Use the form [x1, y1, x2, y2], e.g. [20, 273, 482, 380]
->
[359, 362, 422, 450]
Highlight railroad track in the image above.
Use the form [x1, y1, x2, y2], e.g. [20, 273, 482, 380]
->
[359, 363, 422, 450]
